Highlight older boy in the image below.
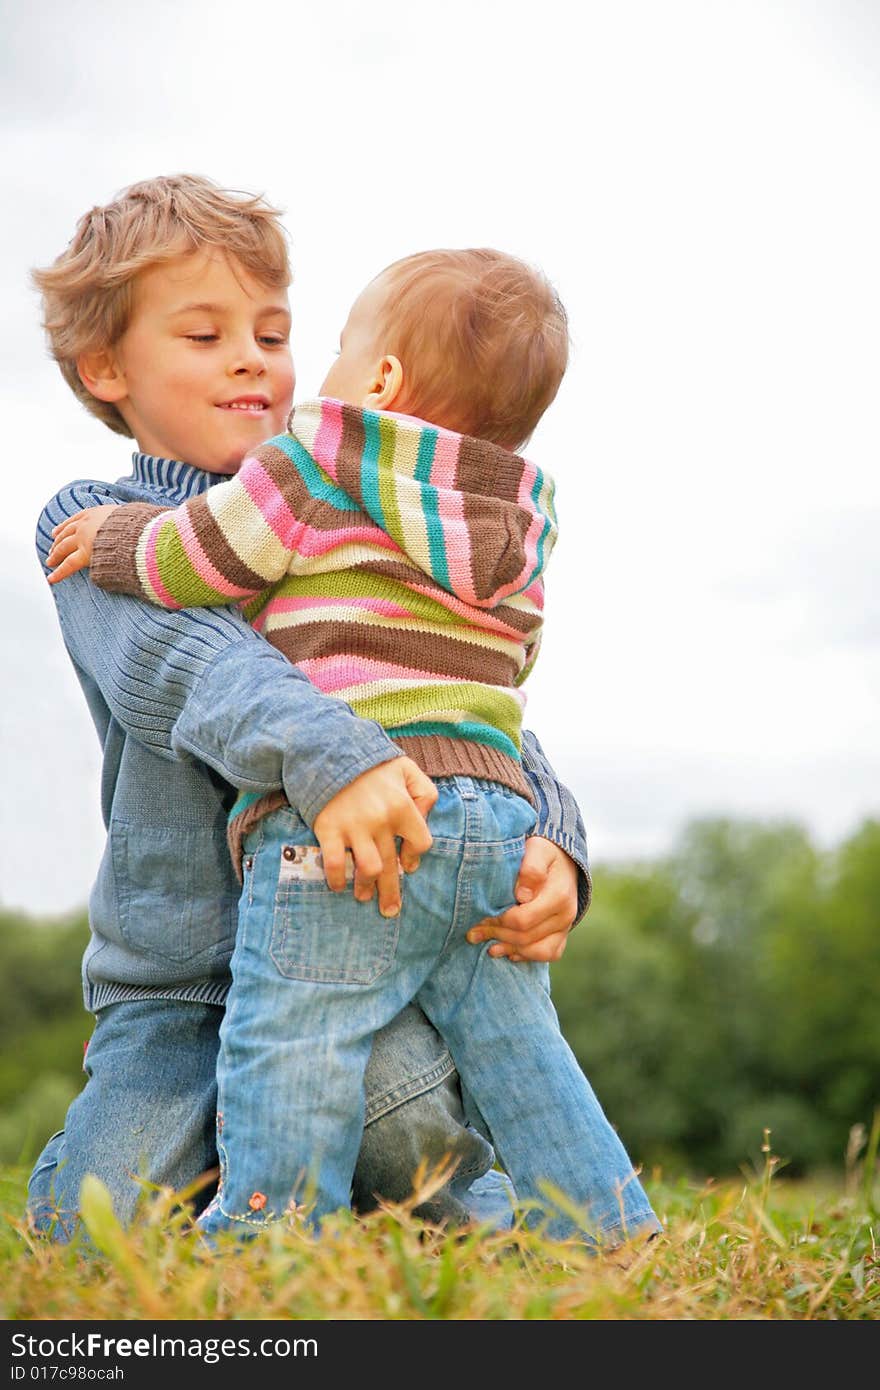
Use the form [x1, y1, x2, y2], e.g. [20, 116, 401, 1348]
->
[29, 175, 591, 1237]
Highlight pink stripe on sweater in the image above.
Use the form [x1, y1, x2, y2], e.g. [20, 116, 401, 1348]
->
[521, 577, 545, 611]
[292, 521, 403, 559]
[296, 655, 456, 693]
[428, 429, 460, 491]
[143, 519, 184, 609]
[257, 573, 534, 644]
[312, 398, 345, 480]
[238, 457, 302, 548]
[176, 506, 256, 599]
[435, 487, 476, 603]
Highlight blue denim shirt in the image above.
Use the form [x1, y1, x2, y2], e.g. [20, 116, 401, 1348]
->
[36, 455, 590, 1012]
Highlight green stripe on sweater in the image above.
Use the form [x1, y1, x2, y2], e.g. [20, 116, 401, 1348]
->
[350, 681, 522, 745]
[377, 415, 404, 552]
[155, 519, 232, 608]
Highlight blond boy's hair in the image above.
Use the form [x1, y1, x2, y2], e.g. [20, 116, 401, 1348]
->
[376, 248, 569, 450]
[33, 174, 291, 437]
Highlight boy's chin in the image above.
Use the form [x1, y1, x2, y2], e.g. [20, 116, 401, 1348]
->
[211, 415, 283, 471]
[200, 453, 250, 475]
[203, 431, 274, 475]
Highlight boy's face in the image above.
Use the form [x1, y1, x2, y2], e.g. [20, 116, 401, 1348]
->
[98, 249, 294, 473]
[319, 273, 393, 407]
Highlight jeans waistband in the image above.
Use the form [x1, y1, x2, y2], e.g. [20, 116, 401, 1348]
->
[432, 775, 527, 802]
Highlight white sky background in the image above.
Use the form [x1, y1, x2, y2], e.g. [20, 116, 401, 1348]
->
[1, 0, 878, 915]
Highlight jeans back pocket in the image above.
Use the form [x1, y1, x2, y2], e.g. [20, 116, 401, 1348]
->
[270, 859, 399, 985]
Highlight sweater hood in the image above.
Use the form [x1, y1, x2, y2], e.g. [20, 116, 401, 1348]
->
[287, 398, 557, 609]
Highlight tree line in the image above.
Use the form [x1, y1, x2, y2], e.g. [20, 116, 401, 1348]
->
[2, 816, 878, 1176]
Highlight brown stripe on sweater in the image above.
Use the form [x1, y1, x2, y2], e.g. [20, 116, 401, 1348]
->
[255, 442, 325, 522]
[254, 439, 372, 535]
[332, 403, 368, 503]
[461, 496, 535, 602]
[455, 434, 523, 502]
[186, 492, 270, 593]
[262, 618, 522, 686]
[291, 501, 373, 536]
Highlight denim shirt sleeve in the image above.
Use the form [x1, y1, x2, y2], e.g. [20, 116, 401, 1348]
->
[520, 729, 592, 921]
[36, 484, 402, 825]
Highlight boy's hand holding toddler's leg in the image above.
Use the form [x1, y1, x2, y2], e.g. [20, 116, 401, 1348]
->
[46, 506, 118, 583]
[313, 756, 437, 917]
[466, 835, 579, 962]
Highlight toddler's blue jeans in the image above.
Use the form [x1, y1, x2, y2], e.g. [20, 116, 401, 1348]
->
[199, 777, 660, 1245]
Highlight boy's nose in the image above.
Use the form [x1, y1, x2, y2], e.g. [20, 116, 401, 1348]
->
[228, 342, 266, 375]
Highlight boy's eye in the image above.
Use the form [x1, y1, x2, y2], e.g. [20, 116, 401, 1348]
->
[185, 334, 218, 343]
[259, 335, 288, 348]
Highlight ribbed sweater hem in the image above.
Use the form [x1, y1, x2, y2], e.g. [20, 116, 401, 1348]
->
[89, 979, 230, 1011]
[395, 733, 533, 802]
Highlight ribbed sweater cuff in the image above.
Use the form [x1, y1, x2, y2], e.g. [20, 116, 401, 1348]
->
[90, 503, 167, 596]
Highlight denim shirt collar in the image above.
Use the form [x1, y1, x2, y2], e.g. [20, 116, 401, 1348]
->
[126, 453, 226, 502]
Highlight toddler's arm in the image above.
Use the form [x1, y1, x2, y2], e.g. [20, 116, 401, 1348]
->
[37, 483, 433, 911]
[47, 503, 147, 584]
[46, 450, 298, 609]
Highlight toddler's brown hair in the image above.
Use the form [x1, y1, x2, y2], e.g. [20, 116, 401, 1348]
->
[376, 248, 569, 449]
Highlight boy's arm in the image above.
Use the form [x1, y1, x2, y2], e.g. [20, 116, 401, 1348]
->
[521, 728, 591, 921]
[465, 731, 591, 962]
[36, 483, 432, 895]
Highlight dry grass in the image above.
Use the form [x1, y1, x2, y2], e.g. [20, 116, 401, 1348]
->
[2, 1140, 878, 1321]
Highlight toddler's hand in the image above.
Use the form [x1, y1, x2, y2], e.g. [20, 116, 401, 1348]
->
[312, 756, 437, 918]
[47, 506, 118, 584]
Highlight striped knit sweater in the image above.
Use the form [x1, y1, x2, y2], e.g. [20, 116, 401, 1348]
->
[91, 398, 558, 844]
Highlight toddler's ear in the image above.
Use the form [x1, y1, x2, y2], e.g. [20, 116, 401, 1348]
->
[77, 348, 128, 404]
[364, 355, 404, 412]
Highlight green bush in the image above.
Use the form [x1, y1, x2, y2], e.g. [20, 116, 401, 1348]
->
[0, 909, 89, 1164]
[550, 817, 880, 1176]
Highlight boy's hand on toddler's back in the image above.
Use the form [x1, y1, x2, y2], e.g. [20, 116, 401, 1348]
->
[467, 837, 579, 963]
[313, 756, 437, 919]
[46, 506, 118, 584]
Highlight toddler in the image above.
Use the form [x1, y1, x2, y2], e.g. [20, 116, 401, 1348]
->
[49, 249, 660, 1246]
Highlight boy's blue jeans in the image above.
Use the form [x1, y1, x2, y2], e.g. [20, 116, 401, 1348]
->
[27, 1000, 510, 1239]
[199, 778, 660, 1245]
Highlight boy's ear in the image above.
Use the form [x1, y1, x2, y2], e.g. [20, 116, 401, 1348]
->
[76, 348, 128, 404]
[364, 355, 404, 412]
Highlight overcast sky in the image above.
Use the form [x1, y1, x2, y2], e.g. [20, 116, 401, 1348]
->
[2, 0, 878, 915]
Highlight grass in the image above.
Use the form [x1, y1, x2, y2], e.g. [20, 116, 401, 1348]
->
[1, 1135, 878, 1321]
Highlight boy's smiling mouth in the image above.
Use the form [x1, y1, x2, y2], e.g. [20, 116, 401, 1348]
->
[217, 395, 270, 413]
